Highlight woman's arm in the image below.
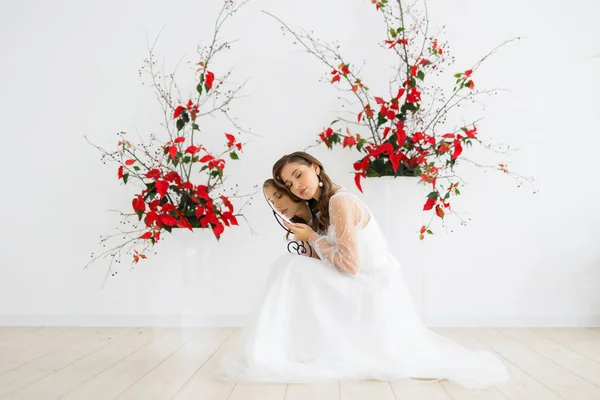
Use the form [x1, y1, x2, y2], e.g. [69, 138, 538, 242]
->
[308, 194, 362, 275]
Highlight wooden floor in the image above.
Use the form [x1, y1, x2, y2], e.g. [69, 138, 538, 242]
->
[0, 327, 599, 399]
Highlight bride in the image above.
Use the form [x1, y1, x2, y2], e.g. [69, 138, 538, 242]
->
[218, 152, 509, 389]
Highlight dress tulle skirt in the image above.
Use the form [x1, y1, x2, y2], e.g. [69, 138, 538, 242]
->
[217, 254, 509, 389]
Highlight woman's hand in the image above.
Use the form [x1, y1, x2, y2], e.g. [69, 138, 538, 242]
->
[283, 221, 317, 242]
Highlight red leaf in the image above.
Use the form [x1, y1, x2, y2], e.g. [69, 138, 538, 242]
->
[374, 97, 386, 105]
[451, 139, 463, 160]
[183, 181, 194, 190]
[395, 88, 405, 99]
[161, 203, 176, 212]
[132, 195, 146, 212]
[174, 136, 185, 143]
[236, 142, 242, 151]
[331, 74, 341, 83]
[125, 159, 135, 166]
[386, 110, 396, 120]
[382, 127, 391, 140]
[185, 145, 199, 155]
[145, 211, 158, 227]
[145, 169, 161, 180]
[220, 195, 234, 213]
[200, 155, 214, 163]
[140, 231, 153, 239]
[195, 206, 205, 219]
[177, 217, 193, 231]
[225, 133, 236, 148]
[169, 145, 177, 160]
[160, 214, 177, 226]
[354, 172, 366, 193]
[343, 135, 357, 148]
[155, 180, 169, 199]
[435, 204, 445, 218]
[411, 65, 418, 76]
[420, 226, 427, 234]
[465, 69, 473, 77]
[205, 71, 215, 89]
[357, 111, 363, 122]
[173, 105, 184, 119]
[419, 59, 431, 65]
[442, 133, 455, 139]
[118, 166, 124, 179]
[423, 197, 436, 211]
[213, 223, 225, 237]
[396, 127, 406, 147]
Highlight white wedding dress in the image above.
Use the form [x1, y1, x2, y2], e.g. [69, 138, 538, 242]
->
[217, 189, 509, 389]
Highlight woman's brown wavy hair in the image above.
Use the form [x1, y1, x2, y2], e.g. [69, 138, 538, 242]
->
[272, 152, 335, 233]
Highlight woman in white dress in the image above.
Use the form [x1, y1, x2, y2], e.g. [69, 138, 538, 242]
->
[218, 152, 509, 389]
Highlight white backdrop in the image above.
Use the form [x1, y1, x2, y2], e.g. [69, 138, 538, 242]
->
[1, 0, 599, 327]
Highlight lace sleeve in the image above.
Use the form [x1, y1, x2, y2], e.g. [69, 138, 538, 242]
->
[309, 193, 365, 275]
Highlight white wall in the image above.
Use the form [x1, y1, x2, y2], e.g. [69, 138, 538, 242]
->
[1, 0, 599, 327]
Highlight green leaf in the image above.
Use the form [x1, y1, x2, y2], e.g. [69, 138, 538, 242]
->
[192, 123, 199, 130]
[366, 168, 380, 178]
[123, 173, 129, 184]
[182, 111, 190, 123]
[330, 119, 339, 125]
[183, 156, 191, 164]
[133, 166, 140, 172]
[136, 209, 144, 220]
[455, 189, 461, 195]
[427, 191, 439, 200]
[397, 27, 405, 32]
[163, 225, 172, 233]
[376, 113, 388, 127]
[176, 119, 185, 131]
[200, 165, 208, 172]
[453, 73, 462, 78]
[230, 151, 239, 160]
[389, 28, 397, 38]
[196, 83, 203, 95]
[192, 155, 199, 163]
[417, 70, 425, 81]
[410, 78, 417, 87]
[426, 229, 433, 235]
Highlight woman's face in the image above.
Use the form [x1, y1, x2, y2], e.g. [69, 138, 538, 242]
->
[279, 161, 320, 200]
[263, 184, 303, 218]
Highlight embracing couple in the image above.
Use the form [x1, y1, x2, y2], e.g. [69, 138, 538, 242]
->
[218, 151, 509, 389]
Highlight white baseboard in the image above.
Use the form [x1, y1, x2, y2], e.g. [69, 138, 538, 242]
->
[425, 314, 600, 327]
[0, 313, 250, 327]
[1, 313, 599, 327]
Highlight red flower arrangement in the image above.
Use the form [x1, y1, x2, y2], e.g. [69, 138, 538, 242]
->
[86, 1, 255, 279]
[266, 0, 533, 239]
